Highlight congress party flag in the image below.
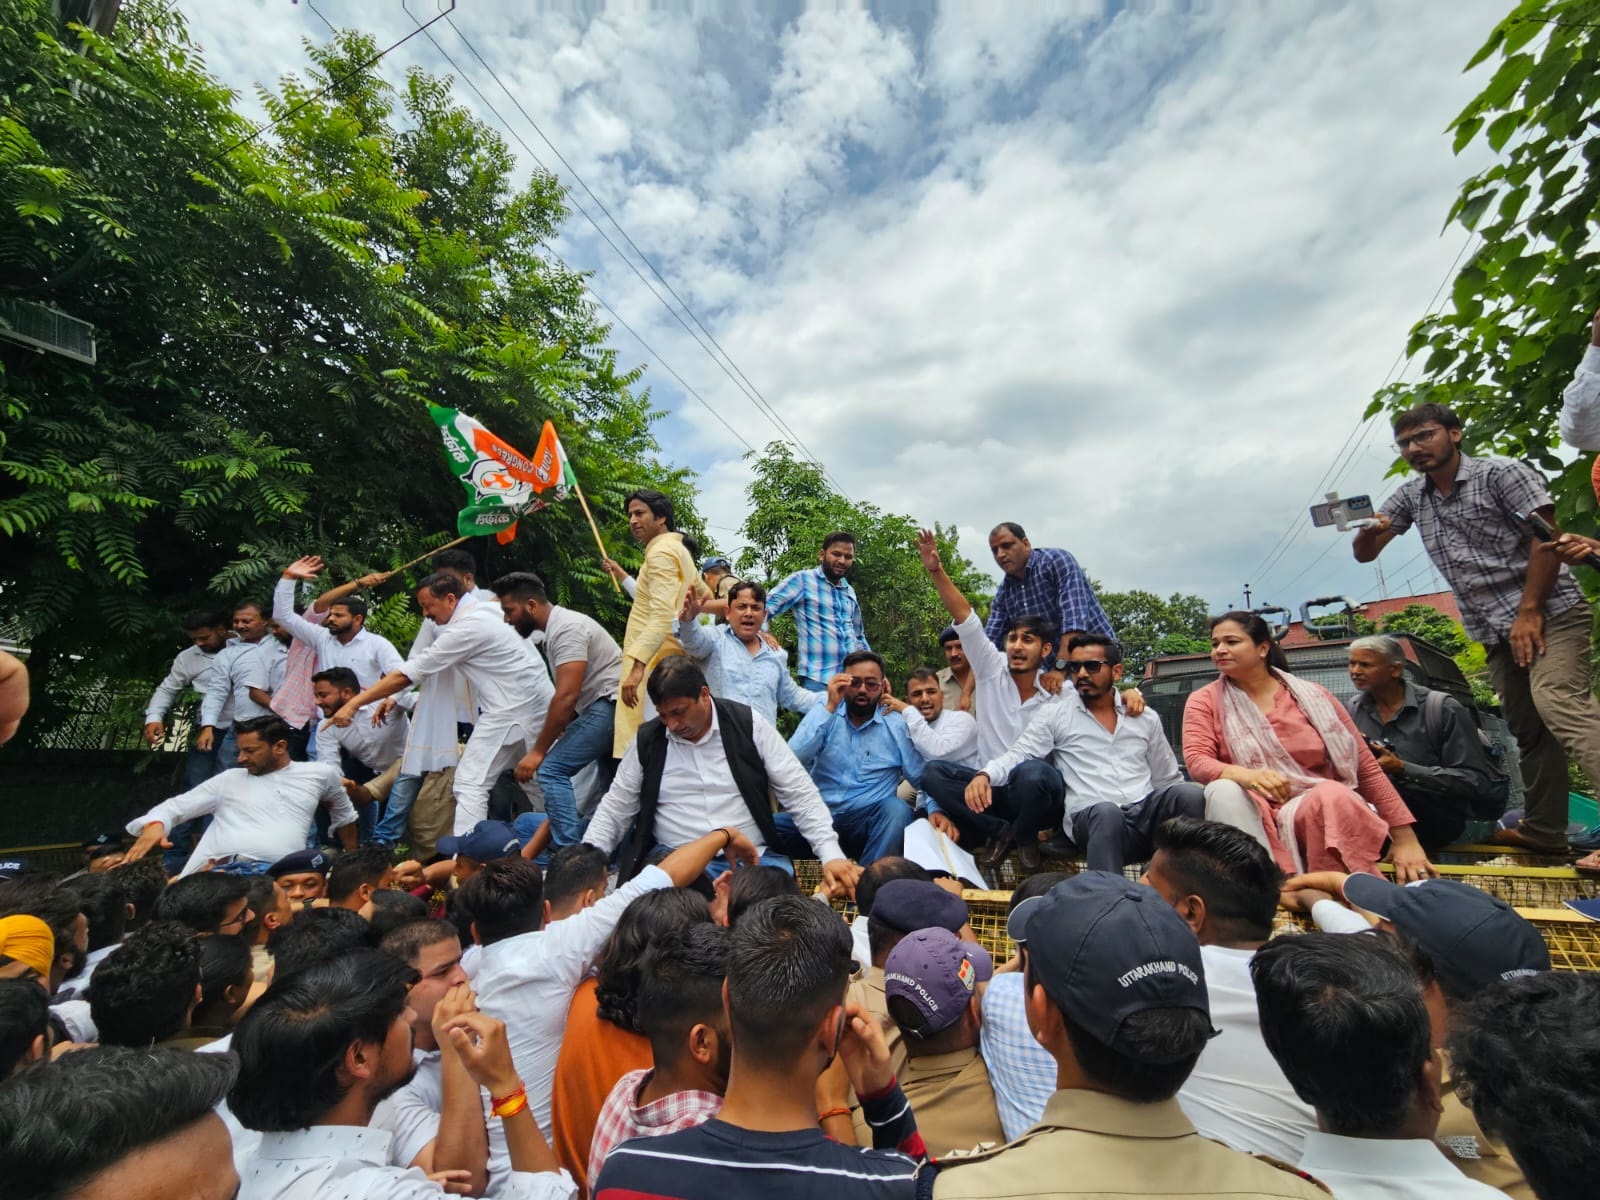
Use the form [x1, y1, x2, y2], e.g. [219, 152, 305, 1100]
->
[429, 406, 546, 545]
[530, 419, 579, 500]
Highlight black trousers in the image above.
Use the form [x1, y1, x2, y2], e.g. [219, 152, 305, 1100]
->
[1067, 781, 1206, 873]
[1394, 781, 1470, 850]
[921, 759, 1065, 847]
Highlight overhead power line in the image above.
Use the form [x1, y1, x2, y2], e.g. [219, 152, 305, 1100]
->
[433, 7, 853, 497]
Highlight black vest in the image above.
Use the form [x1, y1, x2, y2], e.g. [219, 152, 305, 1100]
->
[619, 698, 776, 881]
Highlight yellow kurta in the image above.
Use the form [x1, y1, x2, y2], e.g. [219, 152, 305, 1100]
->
[614, 531, 710, 756]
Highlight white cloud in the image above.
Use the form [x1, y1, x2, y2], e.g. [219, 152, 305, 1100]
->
[177, 0, 1507, 614]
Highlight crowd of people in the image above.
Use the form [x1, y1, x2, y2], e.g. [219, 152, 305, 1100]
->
[3, 398, 1600, 1198]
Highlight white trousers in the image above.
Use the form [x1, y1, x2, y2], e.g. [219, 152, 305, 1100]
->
[450, 707, 546, 834]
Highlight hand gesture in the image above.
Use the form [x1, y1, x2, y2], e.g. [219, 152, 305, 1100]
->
[679, 588, 704, 624]
[964, 772, 993, 813]
[356, 570, 392, 588]
[1551, 532, 1600, 566]
[759, 629, 782, 651]
[392, 859, 424, 890]
[928, 812, 961, 843]
[123, 822, 170, 864]
[1039, 668, 1065, 695]
[1240, 768, 1291, 804]
[430, 981, 477, 1049]
[1121, 686, 1146, 716]
[1509, 610, 1545, 669]
[514, 749, 544, 783]
[142, 721, 165, 747]
[1282, 870, 1351, 898]
[325, 700, 359, 729]
[601, 557, 628, 583]
[724, 828, 761, 870]
[620, 663, 644, 709]
[426, 1170, 473, 1196]
[916, 528, 944, 576]
[195, 727, 215, 752]
[283, 555, 324, 581]
[439, 1010, 522, 1099]
[837, 1003, 895, 1098]
[825, 673, 853, 712]
[821, 857, 862, 901]
[1372, 746, 1405, 775]
[373, 698, 396, 727]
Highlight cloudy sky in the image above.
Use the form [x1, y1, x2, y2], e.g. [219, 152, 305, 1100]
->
[177, 0, 1511, 611]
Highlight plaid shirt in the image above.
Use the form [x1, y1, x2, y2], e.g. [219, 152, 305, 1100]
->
[765, 567, 869, 682]
[270, 604, 328, 729]
[979, 971, 1055, 1140]
[984, 546, 1112, 649]
[588, 1068, 722, 1192]
[1380, 454, 1585, 643]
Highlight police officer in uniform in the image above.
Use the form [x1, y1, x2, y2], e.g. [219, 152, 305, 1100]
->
[931, 873, 1328, 1200]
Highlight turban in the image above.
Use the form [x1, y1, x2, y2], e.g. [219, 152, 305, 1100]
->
[0, 914, 55, 979]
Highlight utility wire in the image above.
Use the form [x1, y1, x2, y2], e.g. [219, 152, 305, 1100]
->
[435, 8, 853, 497]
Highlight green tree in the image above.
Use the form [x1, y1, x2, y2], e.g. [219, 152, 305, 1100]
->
[1093, 587, 1211, 677]
[0, 1, 694, 742]
[1378, 603, 1471, 655]
[1369, 0, 1600, 549]
[736, 441, 992, 688]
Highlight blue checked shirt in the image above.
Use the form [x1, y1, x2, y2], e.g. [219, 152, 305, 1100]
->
[789, 703, 924, 810]
[673, 619, 822, 725]
[764, 567, 869, 682]
[980, 971, 1056, 1139]
[984, 546, 1113, 649]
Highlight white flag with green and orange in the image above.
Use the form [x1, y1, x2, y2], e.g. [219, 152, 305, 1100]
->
[429, 407, 575, 544]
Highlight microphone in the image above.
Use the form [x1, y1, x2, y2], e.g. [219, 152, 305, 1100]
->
[1517, 511, 1600, 571]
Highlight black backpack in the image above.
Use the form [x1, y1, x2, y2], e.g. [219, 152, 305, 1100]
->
[1418, 690, 1510, 820]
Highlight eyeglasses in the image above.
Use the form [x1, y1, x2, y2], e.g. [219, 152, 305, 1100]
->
[1393, 426, 1446, 452]
[218, 905, 254, 933]
[1067, 660, 1109, 674]
[848, 677, 883, 691]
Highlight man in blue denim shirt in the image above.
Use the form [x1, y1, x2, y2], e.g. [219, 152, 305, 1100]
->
[778, 651, 923, 866]
[676, 580, 821, 725]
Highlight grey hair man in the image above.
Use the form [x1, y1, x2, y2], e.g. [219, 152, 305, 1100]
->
[1344, 635, 1505, 849]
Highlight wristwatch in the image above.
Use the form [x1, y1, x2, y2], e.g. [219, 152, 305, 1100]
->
[1052, 658, 1070, 673]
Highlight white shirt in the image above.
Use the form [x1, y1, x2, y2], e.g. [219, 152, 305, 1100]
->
[127, 761, 356, 876]
[849, 912, 872, 974]
[584, 708, 846, 864]
[983, 690, 1179, 818]
[144, 641, 232, 724]
[273, 578, 405, 688]
[371, 1051, 442, 1169]
[237, 1124, 574, 1200]
[317, 701, 410, 772]
[1559, 342, 1600, 449]
[473, 866, 673, 1191]
[1296, 1131, 1509, 1200]
[402, 602, 546, 722]
[901, 706, 979, 767]
[400, 588, 496, 775]
[1177, 944, 1317, 1163]
[201, 639, 273, 728]
[952, 609, 1058, 762]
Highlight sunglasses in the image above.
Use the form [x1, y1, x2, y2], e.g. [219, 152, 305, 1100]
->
[1067, 660, 1109, 674]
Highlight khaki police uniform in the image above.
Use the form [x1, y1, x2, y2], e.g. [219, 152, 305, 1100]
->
[894, 1046, 1005, 1159]
[1436, 1056, 1531, 1200]
[932, 1089, 1329, 1199]
[847, 965, 907, 1078]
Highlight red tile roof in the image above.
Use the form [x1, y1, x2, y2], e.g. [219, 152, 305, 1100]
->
[1280, 591, 1461, 647]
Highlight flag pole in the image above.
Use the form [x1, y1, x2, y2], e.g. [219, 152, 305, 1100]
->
[572, 482, 620, 592]
[389, 533, 474, 578]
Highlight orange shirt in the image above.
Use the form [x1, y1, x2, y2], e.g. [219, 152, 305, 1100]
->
[548, 976, 653, 1199]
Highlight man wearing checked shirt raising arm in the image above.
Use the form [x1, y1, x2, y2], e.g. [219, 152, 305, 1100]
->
[765, 531, 870, 692]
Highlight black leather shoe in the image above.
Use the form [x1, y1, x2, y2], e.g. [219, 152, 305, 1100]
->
[1017, 842, 1042, 870]
[1038, 835, 1077, 861]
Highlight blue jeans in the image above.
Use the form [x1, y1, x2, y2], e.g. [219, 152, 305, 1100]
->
[770, 790, 913, 865]
[648, 839, 792, 882]
[375, 772, 422, 845]
[216, 727, 239, 772]
[210, 857, 274, 876]
[535, 700, 618, 848]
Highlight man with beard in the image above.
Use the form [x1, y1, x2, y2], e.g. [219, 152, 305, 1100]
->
[782, 651, 923, 867]
[1355, 401, 1600, 860]
[977, 634, 1202, 875]
[675, 580, 820, 724]
[915, 529, 1066, 870]
[765, 531, 870, 693]
[493, 572, 624, 850]
[230, 949, 571, 1199]
[273, 557, 404, 688]
[123, 716, 358, 876]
